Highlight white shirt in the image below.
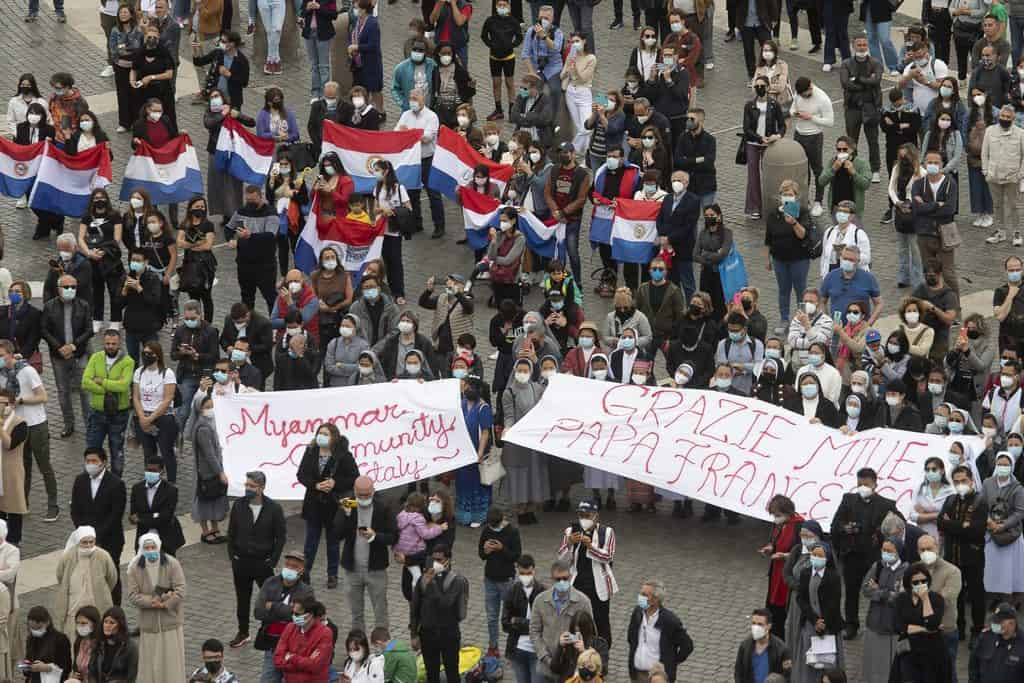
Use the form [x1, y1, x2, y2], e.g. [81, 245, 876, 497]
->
[904, 58, 949, 115]
[619, 349, 637, 382]
[133, 367, 176, 413]
[632, 608, 662, 672]
[789, 85, 835, 136]
[90, 469, 106, 499]
[375, 184, 411, 237]
[6, 95, 48, 137]
[755, 101, 768, 138]
[146, 480, 160, 509]
[517, 586, 536, 653]
[14, 365, 46, 426]
[396, 108, 439, 157]
[820, 222, 872, 279]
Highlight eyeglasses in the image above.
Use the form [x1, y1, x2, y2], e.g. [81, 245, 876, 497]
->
[911, 579, 929, 586]
[643, 33, 655, 38]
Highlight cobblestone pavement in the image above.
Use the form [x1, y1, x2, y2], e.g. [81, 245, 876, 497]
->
[0, 0, 999, 678]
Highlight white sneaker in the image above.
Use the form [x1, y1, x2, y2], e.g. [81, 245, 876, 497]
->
[704, 62, 714, 70]
[982, 214, 995, 227]
[100, 65, 114, 77]
[871, 171, 881, 184]
[810, 201, 823, 217]
[972, 216, 985, 227]
[822, 63, 833, 72]
[987, 229, 1007, 244]
[789, 39, 798, 50]
[1014, 231, 1023, 247]
[15, 196, 27, 209]
[116, 125, 127, 133]
[488, 350, 499, 361]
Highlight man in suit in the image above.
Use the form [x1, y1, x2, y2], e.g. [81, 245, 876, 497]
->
[337, 475, 397, 632]
[656, 170, 700, 301]
[829, 466, 899, 639]
[882, 510, 924, 564]
[128, 456, 186, 557]
[69, 446, 127, 604]
[220, 302, 274, 390]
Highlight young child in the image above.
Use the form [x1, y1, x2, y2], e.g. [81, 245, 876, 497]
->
[394, 493, 446, 585]
[345, 194, 372, 225]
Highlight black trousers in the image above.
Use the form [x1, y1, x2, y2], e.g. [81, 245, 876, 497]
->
[421, 626, 461, 683]
[232, 557, 274, 632]
[740, 25, 772, 77]
[841, 551, 873, 630]
[238, 264, 278, 317]
[794, 131, 825, 203]
[928, 8, 952, 65]
[766, 601, 787, 639]
[104, 542, 124, 605]
[612, 0, 639, 23]
[957, 562, 987, 635]
[0, 513, 22, 546]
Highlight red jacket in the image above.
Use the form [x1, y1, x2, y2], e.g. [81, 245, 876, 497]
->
[560, 345, 605, 377]
[273, 619, 334, 683]
[275, 282, 320, 348]
[767, 513, 804, 607]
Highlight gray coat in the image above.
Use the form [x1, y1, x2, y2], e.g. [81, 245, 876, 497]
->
[982, 474, 1024, 531]
[502, 376, 545, 467]
[528, 587, 593, 679]
[193, 415, 223, 480]
[347, 294, 401, 347]
[324, 334, 370, 387]
[862, 559, 907, 635]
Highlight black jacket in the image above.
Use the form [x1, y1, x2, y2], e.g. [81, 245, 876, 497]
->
[656, 191, 700, 260]
[227, 494, 287, 564]
[65, 129, 112, 157]
[374, 332, 435, 380]
[830, 491, 899, 557]
[411, 568, 470, 634]
[627, 606, 694, 681]
[651, 66, 690, 119]
[43, 254, 94, 307]
[477, 524, 522, 581]
[69, 470, 127, 554]
[937, 491, 988, 569]
[297, 438, 360, 522]
[170, 320, 220, 381]
[797, 564, 844, 633]
[969, 629, 1024, 682]
[273, 347, 319, 391]
[120, 270, 163, 335]
[673, 129, 717, 195]
[511, 91, 555, 149]
[878, 400, 925, 432]
[0, 304, 42, 358]
[307, 99, 348, 158]
[480, 14, 522, 58]
[40, 297, 93, 358]
[193, 48, 250, 108]
[502, 579, 547, 657]
[783, 391, 841, 428]
[742, 98, 786, 143]
[129, 480, 186, 554]
[335, 495, 398, 572]
[220, 311, 275, 382]
[733, 635, 791, 683]
[14, 121, 55, 145]
[89, 639, 138, 682]
[910, 174, 958, 238]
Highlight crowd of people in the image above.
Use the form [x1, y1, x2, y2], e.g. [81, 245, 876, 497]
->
[6, 0, 1024, 677]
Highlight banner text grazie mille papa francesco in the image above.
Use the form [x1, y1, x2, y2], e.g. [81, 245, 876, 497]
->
[538, 383, 924, 520]
[223, 401, 463, 483]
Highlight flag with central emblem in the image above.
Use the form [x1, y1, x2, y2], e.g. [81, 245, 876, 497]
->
[321, 120, 422, 193]
[428, 126, 513, 200]
[610, 198, 661, 264]
[29, 141, 112, 217]
[121, 134, 203, 203]
[0, 138, 43, 198]
[213, 117, 275, 185]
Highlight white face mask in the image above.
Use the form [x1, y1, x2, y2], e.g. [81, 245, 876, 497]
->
[631, 374, 647, 385]
[592, 369, 607, 380]
[359, 365, 374, 376]
[147, 222, 162, 235]
[905, 311, 920, 325]
[80, 119, 94, 131]
[672, 180, 685, 194]
[578, 517, 595, 530]
[148, 111, 162, 122]
[76, 625, 93, 637]
[518, 573, 534, 587]
[398, 320, 414, 334]
[515, 371, 531, 384]
[130, 197, 144, 210]
[405, 363, 422, 375]
[339, 326, 355, 338]
[321, 259, 337, 271]
[440, 55, 453, 66]
[457, 115, 470, 127]
[352, 97, 365, 109]
[27, 113, 41, 125]
[288, 281, 302, 294]
[529, 151, 542, 164]
[751, 624, 768, 640]
[432, 561, 447, 573]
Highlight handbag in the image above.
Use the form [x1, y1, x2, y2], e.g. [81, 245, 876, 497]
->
[390, 206, 416, 238]
[197, 476, 228, 500]
[718, 243, 749, 302]
[939, 221, 962, 251]
[802, 224, 824, 259]
[735, 135, 748, 165]
[479, 452, 505, 486]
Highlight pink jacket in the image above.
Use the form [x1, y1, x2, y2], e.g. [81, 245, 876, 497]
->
[394, 510, 443, 556]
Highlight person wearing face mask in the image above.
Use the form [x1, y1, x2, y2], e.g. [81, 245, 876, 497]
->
[512, 74, 556, 161]
[829, 467, 899, 639]
[307, 82, 347, 158]
[892, 565, 954, 682]
[477, 507, 522, 657]
[673, 108, 718, 209]
[795, 540, 845, 674]
[69, 447, 127, 609]
[125, 531, 187, 683]
[897, 298, 935, 360]
[878, 378, 925, 432]
[273, 312, 320, 391]
[188, 639, 238, 683]
[982, 104, 1024, 249]
[273, 598, 334, 681]
[323, 314, 368, 387]
[345, 349, 385, 387]
[943, 314, 994, 416]
[787, 289, 833, 371]
[859, 536, 907, 683]
[189, 394, 230, 545]
[754, 358, 787, 406]
[202, 93, 255, 235]
[176, 197, 217, 323]
[983, 359, 1023, 434]
[502, 554, 549, 682]
[272, 269, 320, 350]
[971, 602, 1024, 681]
[340, 629, 385, 682]
[819, 201, 871, 280]
[6, 73, 48, 142]
[66, 605, 101, 683]
[119, 251, 162, 363]
[530, 560, 595, 683]
[107, 4, 144, 130]
[980, 450, 1024, 607]
[431, 47, 476, 132]
[396, 90, 446, 239]
[130, 27, 176, 124]
[589, 148, 640, 296]
[635, 255, 686, 357]
[911, 458, 957, 541]
[481, 0, 524, 121]
[55, 526, 117, 637]
[295, 0, 339, 100]
[781, 519, 824, 651]
[78, 189, 125, 333]
[900, 41, 949, 117]
[836, 38, 883, 182]
[996, 256, 1024, 350]
[840, 389, 881, 435]
[764, 179, 813, 333]
[715, 313, 765, 396]
[46, 72, 89, 145]
[535, 290, 575, 354]
[786, 372, 840, 426]
[908, 148, 959, 295]
[557, 499, 616, 647]
[392, 42, 438, 113]
[39, 274, 92, 438]
[938, 465, 988, 644]
[970, 42, 1012, 108]
[348, 0, 383, 112]
[193, 30, 250, 110]
[503, 357, 552, 521]
[346, 275, 400, 348]
[169, 299, 219, 431]
[408, 544, 469, 683]
[559, 33, 596, 156]
[584, 91, 627, 173]
[21, 606, 72, 683]
[479, 205, 523, 303]
[370, 311, 431, 380]
[559, 320, 603, 376]
[129, 457, 186, 559]
[756, 495, 805, 640]
[14, 100, 55, 217]
[831, 300, 869, 383]
[336, 475, 397, 633]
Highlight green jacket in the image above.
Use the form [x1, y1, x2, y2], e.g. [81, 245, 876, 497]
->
[381, 639, 417, 683]
[81, 349, 136, 412]
[817, 154, 872, 216]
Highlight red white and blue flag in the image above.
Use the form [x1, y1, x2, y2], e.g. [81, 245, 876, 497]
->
[213, 117, 275, 185]
[321, 121, 422, 194]
[294, 194, 386, 280]
[0, 138, 43, 198]
[121, 134, 203, 204]
[428, 126, 513, 200]
[29, 141, 112, 217]
[459, 186, 559, 257]
[610, 198, 661, 264]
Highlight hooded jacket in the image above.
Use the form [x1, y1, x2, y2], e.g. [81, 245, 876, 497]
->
[395, 348, 435, 381]
[346, 349, 388, 385]
[324, 320, 370, 387]
[374, 312, 435, 380]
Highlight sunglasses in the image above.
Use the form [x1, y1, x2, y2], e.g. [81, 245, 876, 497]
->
[642, 136, 656, 141]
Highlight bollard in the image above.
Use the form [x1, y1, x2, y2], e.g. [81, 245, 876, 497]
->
[760, 138, 809, 217]
[331, 12, 353, 94]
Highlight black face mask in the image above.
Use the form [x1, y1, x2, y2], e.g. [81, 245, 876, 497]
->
[204, 661, 222, 674]
[578, 668, 598, 681]
[142, 352, 157, 366]
[704, 216, 718, 229]
[190, 208, 207, 219]
[925, 275, 939, 286]
[560, 153, 573, 166]
[899, 158, 912, 167]
[741, 298, 752, 311]
[244, 201, 260, 210]
[145, 37, 158, 48]
[754, 85, 767, 97]
[685, 118, 697, 131]
[1000, 118, 1014, 129]
[105, 348, 119, 358]
[967, 329, 980, 340]
[464, 387, 480, 401]
[93, 201, 107, 212]
[19, 87, 31, 95]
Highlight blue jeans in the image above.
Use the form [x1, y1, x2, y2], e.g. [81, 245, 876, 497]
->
[484, 578, 512, 648]
[945, 629, 959, 683]
[771, 258, 809, 323]
[1011, 16, 1024, 65]
[86, 409, 129, 476]
[559, 220, 582, 284]
[27, 0, 63, 14]
[305, 38, 332, 98]
[303, 516, 340, 578]
[864, 9, 898, 71]
[261, 648, 284, 683]
[509, 650, 546, 683]
[896, 231, 923, 287]
[176, 376, 198, 431]
[258, 0, 287, 62]
[674, 259, 696, 301]
[969, 165, 994, 214]
[698, 192, 717, 208]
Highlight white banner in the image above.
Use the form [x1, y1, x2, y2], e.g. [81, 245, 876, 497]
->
[504, 375, 975, 526]
[213, 380, 478, 500]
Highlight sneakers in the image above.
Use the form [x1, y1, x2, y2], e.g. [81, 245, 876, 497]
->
[15, 196, 27, 209]
[882, 207, 893, 223]
[116, 125, 127, 133]
[871, 171, 881, 183]
[981, 214, 994, 227]
[704, 61, 714, 70]
[972, 215, 986, 227]
[1014, 230, 1022, 247]
[229, 631, 250, 648]
[326, 576, 338, 589]
[987, 229, 1007, 244]
[724, 29, 736, 42]
[609, 19, 624, 28]
[486, 107, 504, 121]
[789, 39, 799, 50]
[56, 12, 66, 22]
[808, 44, 821, 54]
[264, 61, 272, 74]
[24, 14, 36, 21]
[748, 211, 761, 219]
[247, 21, 256, 34]
[100, 65, 114, 77]
[810, 201, 823, 217]
[822, 63, 832, 72]
[43, 507, 60, 522]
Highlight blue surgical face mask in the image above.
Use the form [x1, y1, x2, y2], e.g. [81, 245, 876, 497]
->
[244, 488, 257, 498]
[292, 614, 308, 627]
[130, 261, 145, 274]
[316, 434, 330, 448]
[143, 550, 160, 562]
[579, 336, 594, 349]
[996, 464, 1014, 478]
[801, 383, 819, 399]
[881, 551, 898, 565]
[620, 337, 636, 350]
[1010, 445, 1023, 458]
[8, 293, 22, 306]
[810, 556, 827, 570]
[231, 349, 246, 363]
[1010, 270, 1023, 284]
[554, 579, 571, 593]
[184, 318, 199, 329]
[452, 368, 468, 379]
[650, 268, 665, 282]
[636, 594, 649, 609]
[846, 404, 861, 418]
[281, 568, 300, 582]
[728, 331, 743, 342]
[363, 288, 379, 301]
[551, 301, 564, 311]
[992, 621, 1004, 635]
[144, 471, 161, 486]
[807, 353, 823, 367]
[925, 470, 942, 483]
[212, 370, 228, 384]
[605, 156, 620, 171]
[948, 421, 964, 434]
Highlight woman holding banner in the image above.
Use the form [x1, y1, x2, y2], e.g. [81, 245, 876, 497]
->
[502, 358, 549, 526]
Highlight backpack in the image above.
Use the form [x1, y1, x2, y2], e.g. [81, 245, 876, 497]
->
[724, 337, 757, 361]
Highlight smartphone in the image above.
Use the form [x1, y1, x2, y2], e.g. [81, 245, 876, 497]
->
[732, 292, 742, 307]
[593, 93, 609, 110]
[272, 162, 281, 175]
[833, 311, 842, 325]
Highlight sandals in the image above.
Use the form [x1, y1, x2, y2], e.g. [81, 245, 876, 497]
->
[201, 532, 226, 544]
